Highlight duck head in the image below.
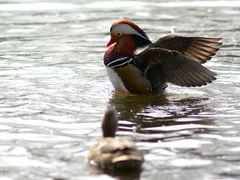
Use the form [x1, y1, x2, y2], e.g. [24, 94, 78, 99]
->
[101, 108, 118, 138]
[107, 20, 152, 54]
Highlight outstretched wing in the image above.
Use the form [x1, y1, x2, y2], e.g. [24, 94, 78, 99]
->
[133, 48, 217, 89]
[151, 35, 222, 63]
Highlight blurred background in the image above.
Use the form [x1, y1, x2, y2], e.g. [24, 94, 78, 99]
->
[0, 0, 240, 179]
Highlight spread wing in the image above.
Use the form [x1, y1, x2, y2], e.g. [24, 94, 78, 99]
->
[133, 48, 217, 89]
[150, 35, 222, 63]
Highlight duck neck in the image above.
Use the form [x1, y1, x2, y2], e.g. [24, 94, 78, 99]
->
[102, 109, 118, 138]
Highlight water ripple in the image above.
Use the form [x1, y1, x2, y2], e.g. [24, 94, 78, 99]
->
[0, 2, 79, 11]
[0, 0, 239, 179]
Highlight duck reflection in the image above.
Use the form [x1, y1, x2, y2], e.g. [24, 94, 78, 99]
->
[89, 167, 142, 180]
[108, 93, 215, 142]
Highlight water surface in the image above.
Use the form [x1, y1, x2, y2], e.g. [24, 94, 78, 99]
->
[0, 0, 239, 179]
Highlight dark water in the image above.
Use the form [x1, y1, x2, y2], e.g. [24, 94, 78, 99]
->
[0, 0, 240, 179]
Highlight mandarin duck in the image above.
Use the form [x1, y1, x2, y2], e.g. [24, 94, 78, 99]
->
[104, 19, 222, 94]
[88, 108, 144, 171]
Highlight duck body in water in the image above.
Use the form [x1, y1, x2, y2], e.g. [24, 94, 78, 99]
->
[104, 19, 222, 94]
[88, 108, 144, 171]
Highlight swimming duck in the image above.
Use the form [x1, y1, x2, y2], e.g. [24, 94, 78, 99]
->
[88, 108, 144, 171]
[104, 19, 222, 94]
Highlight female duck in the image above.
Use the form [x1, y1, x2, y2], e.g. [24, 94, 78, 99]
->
[88, 108, 144, 171]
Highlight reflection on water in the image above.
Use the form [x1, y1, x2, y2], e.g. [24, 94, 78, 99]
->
[89, 164, 142, 180]
[0, 0, 240, 180]
[109, 94, 215, 144]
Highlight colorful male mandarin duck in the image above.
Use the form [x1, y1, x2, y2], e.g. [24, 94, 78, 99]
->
[88, 108, 144, 171]
[104, 19, 222, 94]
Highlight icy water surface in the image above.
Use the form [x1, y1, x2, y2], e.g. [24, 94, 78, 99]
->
[0, 0, 240, 179]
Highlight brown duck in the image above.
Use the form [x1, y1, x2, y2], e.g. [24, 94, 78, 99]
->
[88, 108, 144, 171]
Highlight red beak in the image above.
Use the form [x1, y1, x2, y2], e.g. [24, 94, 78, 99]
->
[106, 37, 116, 46]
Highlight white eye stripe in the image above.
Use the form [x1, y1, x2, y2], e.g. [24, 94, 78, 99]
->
[113, 24, 138, 35]
[112, 24, 149, 40]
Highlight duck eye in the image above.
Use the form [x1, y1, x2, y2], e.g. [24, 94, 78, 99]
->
[117, 33, 121, 36]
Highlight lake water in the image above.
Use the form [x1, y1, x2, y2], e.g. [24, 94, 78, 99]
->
[0, 0, 240, 179]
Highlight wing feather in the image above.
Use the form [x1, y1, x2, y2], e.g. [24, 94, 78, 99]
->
[151, 35, 222, 63]
[133, 48, 217, 90]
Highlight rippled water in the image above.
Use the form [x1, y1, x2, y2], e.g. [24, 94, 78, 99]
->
[0, 0, 240, 179]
